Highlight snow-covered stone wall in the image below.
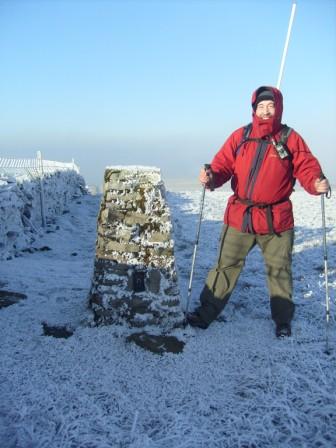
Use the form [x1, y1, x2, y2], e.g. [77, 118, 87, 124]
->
[89, 166, 184, 330]
[0, 171, 86, 259]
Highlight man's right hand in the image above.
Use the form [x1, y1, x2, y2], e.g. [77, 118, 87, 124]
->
[199, 166, 214, 190]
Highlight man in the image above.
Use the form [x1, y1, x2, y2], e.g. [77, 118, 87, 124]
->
[187, 86, 330, 337]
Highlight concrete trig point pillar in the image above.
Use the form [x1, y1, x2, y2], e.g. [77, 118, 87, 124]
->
[89, 166, 184, 331]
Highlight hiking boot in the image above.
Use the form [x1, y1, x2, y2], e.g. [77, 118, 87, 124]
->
[186, 312, 209, 329]
[276, 322, 291, 338]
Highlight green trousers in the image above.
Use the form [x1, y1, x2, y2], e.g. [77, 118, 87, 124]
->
[198, 225, 295, 326]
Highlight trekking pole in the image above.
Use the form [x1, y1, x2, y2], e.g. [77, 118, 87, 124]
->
[185, 164, 213, 315]
[320, 176, 332, 354]
[277, 1, 297, 89]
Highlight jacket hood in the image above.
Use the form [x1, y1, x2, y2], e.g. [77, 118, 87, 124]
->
[251, 86, 283, 137]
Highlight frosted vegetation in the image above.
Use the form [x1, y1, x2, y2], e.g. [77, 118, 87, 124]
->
[0, 175, 335, 447]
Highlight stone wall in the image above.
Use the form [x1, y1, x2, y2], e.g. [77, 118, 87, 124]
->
[0, 171, 86, 259]
[89, 166, 184, 330]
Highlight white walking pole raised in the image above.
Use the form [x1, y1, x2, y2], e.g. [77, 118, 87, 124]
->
[277, 2, 297, 89]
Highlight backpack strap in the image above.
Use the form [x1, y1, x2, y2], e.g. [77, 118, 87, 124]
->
[270, 124, 293, 159]
[243, 123, 253, 140]
[279, 124, 292, 144]
[235, 123, 253, 157]
[235, 123, 293, 159]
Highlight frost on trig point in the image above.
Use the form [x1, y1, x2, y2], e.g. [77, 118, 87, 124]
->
[88, 166, 184, 331]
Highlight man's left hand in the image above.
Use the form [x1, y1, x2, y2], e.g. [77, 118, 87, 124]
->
[314, 178, 330, 194]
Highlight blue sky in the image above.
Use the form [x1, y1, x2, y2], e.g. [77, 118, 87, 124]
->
[0, 0, 335, 187]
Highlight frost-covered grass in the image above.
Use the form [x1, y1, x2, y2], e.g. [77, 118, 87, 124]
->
[0, 186, 335, 447]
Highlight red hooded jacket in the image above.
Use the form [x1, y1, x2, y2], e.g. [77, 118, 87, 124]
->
[210, 86, 322, 234]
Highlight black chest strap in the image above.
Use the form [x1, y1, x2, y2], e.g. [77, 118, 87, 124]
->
[235, 124, 292, 158]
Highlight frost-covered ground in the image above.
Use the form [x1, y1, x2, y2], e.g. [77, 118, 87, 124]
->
[0, 182, 335, 448]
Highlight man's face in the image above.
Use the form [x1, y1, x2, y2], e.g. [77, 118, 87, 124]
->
[255, 100, 275, 120]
